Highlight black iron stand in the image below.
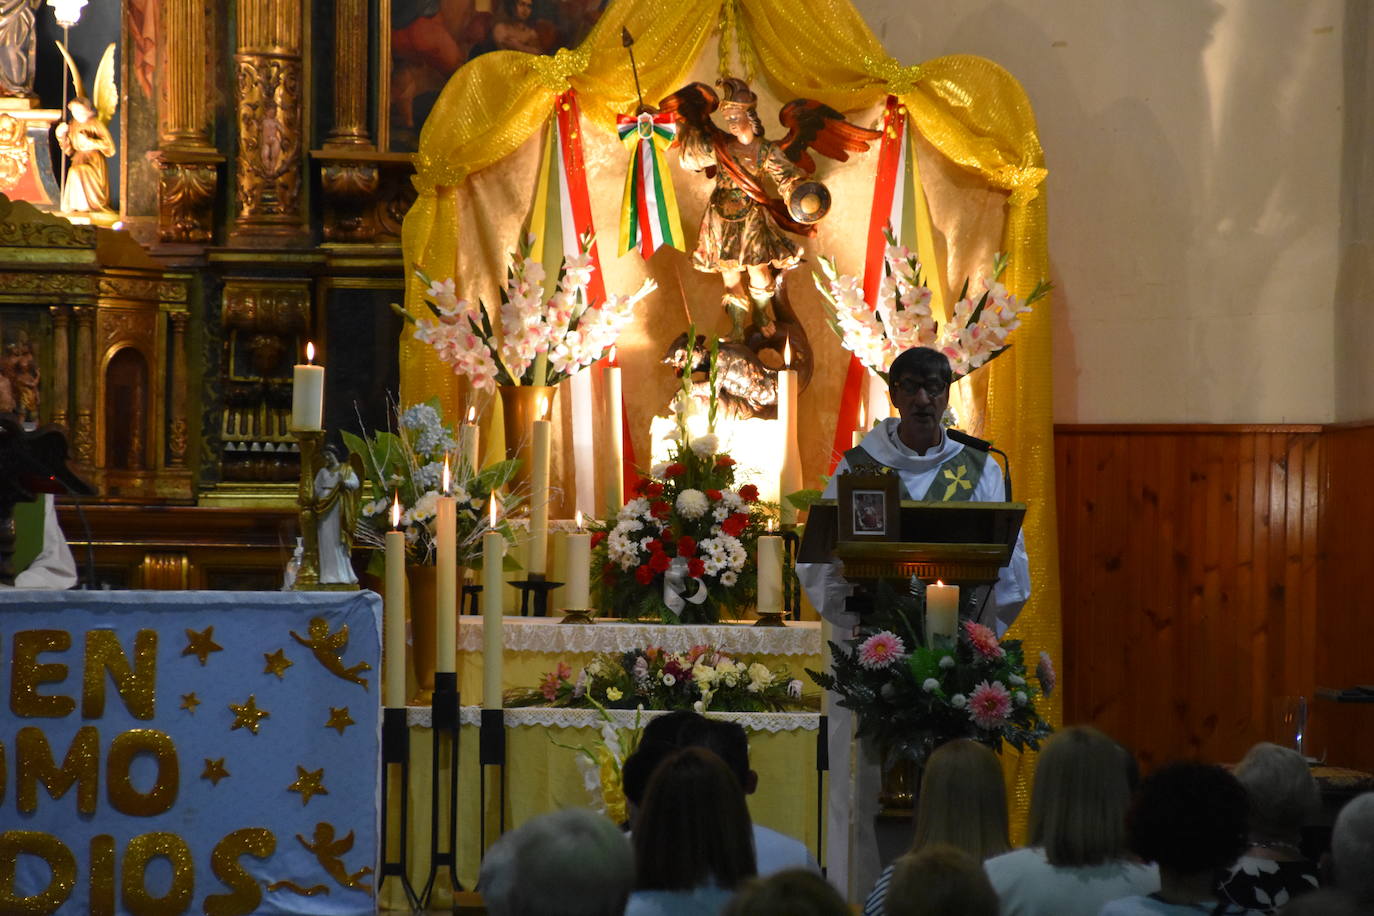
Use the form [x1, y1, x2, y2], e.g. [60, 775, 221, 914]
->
[478, 707, 508, 855]
[782, 527, 802, 620]
[420, 672, 462, 907]
[816, 711, 829, 877]
[378, 705, 421, 909]
[511, 574, 562, 617]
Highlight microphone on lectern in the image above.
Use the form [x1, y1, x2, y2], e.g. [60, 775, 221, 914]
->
[945, 428, 1014, 502]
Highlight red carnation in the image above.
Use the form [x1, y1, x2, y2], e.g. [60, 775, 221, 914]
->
[715, 456, 736, 468]
[687, 557, 706, 578]
[590, 531, 606, 549]
[646, 539, 663, 554]
[664, 462, 686, 477]
[738, 484, 759, 503]
[660, 528, 676, 541]
[635, 565, 654, 585]
[650, 501, 671, 519]
[706, 489, 723, 501]
[649, 551, 672, 573]
[721, 513, 749, 537]
[645, 482, 664, 498]
[676, 535, 697, 557]
[634, 477, 654, 495]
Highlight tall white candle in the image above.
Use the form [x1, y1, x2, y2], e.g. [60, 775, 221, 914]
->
[605, 354, 624, 518]
[852, 401, 867, 449]
[926, 580, 960, 645]
[528, 396, 552, 576]
[482, 500, 506, 709]
[757, 527, 783, 615]
[778, 341, 801, 525]
[384, 497, 406, 708]
[291, 341, 325, 430]
[565, 511, 591, 609]
[436, 458, 457, 674]
[461, 406, 479, 471]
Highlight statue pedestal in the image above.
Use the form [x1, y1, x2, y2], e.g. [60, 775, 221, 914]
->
[0, 99, 60, 209]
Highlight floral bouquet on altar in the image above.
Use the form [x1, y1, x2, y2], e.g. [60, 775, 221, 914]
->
[508, 644, 813, 714]
[592, 346, 773, 623]
[343, 400, 521, 571]
[410, 234, 657, 391]
[815, 229, 1051, 379]
[808, 578, 1053, 766]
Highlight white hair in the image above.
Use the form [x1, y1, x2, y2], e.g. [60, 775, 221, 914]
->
[1333, 792, 1374, 903]
[1232, 742, 1320, 839]
[479, 807, 632, 916]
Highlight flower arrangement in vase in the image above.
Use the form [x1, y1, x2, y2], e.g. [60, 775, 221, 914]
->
[815, 228, 1051, 379]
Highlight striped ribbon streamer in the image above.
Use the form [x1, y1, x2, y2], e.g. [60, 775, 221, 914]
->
[616, 110, 684, 259]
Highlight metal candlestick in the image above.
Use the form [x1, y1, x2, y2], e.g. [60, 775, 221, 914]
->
[292, 428, 324, 589]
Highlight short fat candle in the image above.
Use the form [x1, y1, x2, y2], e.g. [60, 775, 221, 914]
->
[291, 341, 324, 431]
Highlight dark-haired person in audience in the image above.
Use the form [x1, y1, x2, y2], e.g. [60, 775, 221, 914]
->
[1331, 791, 1374, 907]
[984, 726, 1158, 915]
[1099, 761, 1252, 915]
[1274, 887, 1365, 916]
[628, 747, 757, 915]
[863, 739, 1011, 916]
[1218, 743, 1321, 912]
[723, 869, 848, 916]
[886, 845, 1000, 916]
[478, 807, 633, 916]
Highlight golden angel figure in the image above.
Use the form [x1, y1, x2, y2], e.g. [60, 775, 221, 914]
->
[659, 77, 881, 343]
[54, 42, 117, 221]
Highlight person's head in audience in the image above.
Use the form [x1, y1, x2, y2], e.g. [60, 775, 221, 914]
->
[479, 807, 633, 916]
[911, 738, 1010, 861]
[1275, 887, 1366, 916]
[622, 710, 708, 826]
[634, 746, 757, 892]
[678, 716, 759, 794]
[722, 869, 847, 916]
[1233, 742, 1320, 850]
[1332, 791, 1374, 904]
[1028, 725, 1137, 866]
[885, 844, 1000, 916]
[1127, 761, 1249, 901]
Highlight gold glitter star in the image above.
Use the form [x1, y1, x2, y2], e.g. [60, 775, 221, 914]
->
[228, 695, 270, 734]
[180, 692, 201, 714]
[287, 765, 329, 805]
[324, 707, 354, 735]
[201, 758, 230, 785]
[263, 649, 293, 679]
[182, 626, 224, 666]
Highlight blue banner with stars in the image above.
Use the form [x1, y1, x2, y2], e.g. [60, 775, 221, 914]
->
[0, 590, 381, 915]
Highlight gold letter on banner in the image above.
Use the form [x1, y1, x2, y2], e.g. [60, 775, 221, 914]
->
[16, 726, 99, 815]
[83, 630, 158, 721]
[107, 730, 179, 817]
[0, 831, 77, 915]
[205, 829, 276, 916]
[121, 832, 194, 916]
[89, 835, 116, 916]
[11, 631, 76, 718]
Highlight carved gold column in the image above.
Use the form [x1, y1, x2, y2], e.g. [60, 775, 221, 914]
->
[72, 306, 95, 467]
[49, 306, 69, 429]
[229, 0, 307, 247]
[319, 0, 381, 242]
[167, 311, 189, 468]
[327, 0, 370, 148]
[153, 0, 222, 245]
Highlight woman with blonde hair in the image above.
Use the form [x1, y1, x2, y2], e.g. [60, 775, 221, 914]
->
[984, 726, 1158, 915]
[862, 739, 1010, 916]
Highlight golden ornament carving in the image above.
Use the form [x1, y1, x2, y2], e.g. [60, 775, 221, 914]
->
[202, 757, 230, 785]
[0, 113, 29, 192]
[82, 628, 157, 720]
[234, 54, 302, 223]
[320, 159, 379, 242]
[154, 156, 217, 244]
[0, 270, 97, 296]
[228, 694, 270, 734]
[182, 626, 223, 665]
[0, 216, 94, 248]
[287, 764, 328, 805]
[263, 648, 293, 678]
[100, 309, 156, 349]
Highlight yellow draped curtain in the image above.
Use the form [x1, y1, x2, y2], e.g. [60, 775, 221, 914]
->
[401, 0, 1060, 831]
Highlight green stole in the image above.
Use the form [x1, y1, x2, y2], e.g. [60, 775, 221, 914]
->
[843, 442, 988, 502]
[12, 497, 46, 574]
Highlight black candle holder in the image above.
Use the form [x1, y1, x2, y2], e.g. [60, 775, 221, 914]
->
[479, 707, 508, 853]
[782, 526, 802, 620]
[419, 672, 462, 906]
[462, 583, 483, 615]
[510, 573, 562, 617]
[378, 705, 420, 909]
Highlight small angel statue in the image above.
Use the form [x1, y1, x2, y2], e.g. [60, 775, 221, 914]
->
[54, 42, 117, 221]
[658, 77, 881, 346]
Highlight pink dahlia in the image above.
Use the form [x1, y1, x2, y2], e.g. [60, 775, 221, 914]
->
[963, 620, 1005, 659]
[857, 631, 906, 669]
[1037, 651, 1056, 697]
[968, 680, 1012, 729]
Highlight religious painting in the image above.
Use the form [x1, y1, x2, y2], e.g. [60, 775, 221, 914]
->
[386, 0, 610, 152]
[837, 472, 900, 542]
[0, 307, 49, 424]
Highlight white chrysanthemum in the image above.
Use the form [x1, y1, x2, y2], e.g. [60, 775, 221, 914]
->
[412, 491, 440, 520]
[619, 498, 649, 521]
[676, 489, 709, 519]
[720, 570, 738, 586]
[938, 655, 956, 670]
[1014, 691, 1028, 706]
[923, 678, 941, 693]
[689, 434, 719, 458]
[951, 693, 967, 709]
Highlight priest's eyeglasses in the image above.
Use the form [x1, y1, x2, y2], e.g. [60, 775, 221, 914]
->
[890, 376, 948, 399]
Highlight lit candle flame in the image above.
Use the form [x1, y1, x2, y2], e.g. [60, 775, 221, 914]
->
[305, 341, 316, 364]
[467, 406, 476, 423]
[575, 509, 584, 531]
[608, 346, 617, 366]
[537, 395, 548, 420]
[858, 400, 866, 429]
[442, 456, 451, 493]
[935, 579, 945, 587]
[783, 338, 791, 369]
[767, 519, 776, 533]
[391, 493, 401, 529]
[489, 498, 498, 527]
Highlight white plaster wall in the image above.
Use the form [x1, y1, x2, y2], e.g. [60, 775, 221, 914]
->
[852, 0, 1351, 423]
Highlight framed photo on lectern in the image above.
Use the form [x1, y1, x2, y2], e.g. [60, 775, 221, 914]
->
[837, 472, 901, 541]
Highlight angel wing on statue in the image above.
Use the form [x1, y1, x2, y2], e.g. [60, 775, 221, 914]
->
[54, 42, 118, 222]
[659, 77, 881, 348]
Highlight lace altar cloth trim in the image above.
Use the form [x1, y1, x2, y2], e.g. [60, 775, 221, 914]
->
[405, 705, 820, 733]
[455, 615, 821, 657]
